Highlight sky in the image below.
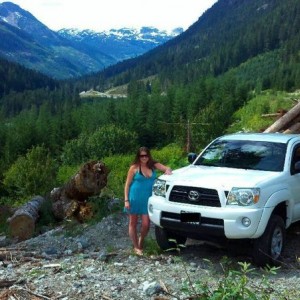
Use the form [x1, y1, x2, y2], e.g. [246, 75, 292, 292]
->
[1, 0, 218, 32]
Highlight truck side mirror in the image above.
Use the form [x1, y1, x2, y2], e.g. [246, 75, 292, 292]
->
[188, 153, 197, 164]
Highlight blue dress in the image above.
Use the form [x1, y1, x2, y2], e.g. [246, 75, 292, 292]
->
[127, 169, 157, 214]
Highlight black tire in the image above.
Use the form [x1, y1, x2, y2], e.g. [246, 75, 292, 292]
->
[155, 226, 187, 251]
[252, 215, 285, 267]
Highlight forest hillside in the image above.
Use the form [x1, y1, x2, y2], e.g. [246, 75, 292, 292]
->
[0, 0, 299, 210]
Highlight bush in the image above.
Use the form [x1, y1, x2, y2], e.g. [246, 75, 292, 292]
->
[56, 165, 79, 186]
[61, 125, 138, 165]
[3, 145, 58, 205]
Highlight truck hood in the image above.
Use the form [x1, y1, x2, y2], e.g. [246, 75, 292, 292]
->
[160, 165, 279, 190]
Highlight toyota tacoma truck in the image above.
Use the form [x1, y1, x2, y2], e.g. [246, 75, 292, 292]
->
[148, 133, 300, 266]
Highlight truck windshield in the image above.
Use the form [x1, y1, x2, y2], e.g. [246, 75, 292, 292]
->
[194, 140, 287, 171]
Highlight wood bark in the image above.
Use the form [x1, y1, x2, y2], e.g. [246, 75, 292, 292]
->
[50, 160, 109, 221]
[7, 195, 45, 241]
[283, 122, 300, 134]
[264, 101, 300, 133]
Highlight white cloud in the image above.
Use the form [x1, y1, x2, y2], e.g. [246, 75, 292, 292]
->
[2, 0, 217, 31]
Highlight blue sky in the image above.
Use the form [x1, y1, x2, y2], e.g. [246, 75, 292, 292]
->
[2, 0, 218, 32]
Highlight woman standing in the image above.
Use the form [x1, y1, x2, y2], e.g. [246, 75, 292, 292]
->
[124, 146, 172, 255]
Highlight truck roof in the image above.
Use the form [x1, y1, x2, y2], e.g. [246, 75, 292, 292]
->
[218, 132, 300, 143]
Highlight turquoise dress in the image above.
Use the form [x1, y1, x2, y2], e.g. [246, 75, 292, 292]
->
[127, 168, 157, 214]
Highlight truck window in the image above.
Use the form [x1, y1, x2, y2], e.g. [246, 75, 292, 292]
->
[195, 140, 286, 171]
[291, 145, 300, 174]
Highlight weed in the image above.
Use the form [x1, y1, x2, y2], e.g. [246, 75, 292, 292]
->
[166, 239, 283, 300]
[0, 205, 12, 236]
[63, 219, 85, 237]
[106, 244, 116, 253]
[143, 237, 163, 256]
[86, 195, 114, 224]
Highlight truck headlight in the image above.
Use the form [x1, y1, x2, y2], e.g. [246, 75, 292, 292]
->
[227, 188, 260, 206]
[152, 179, 166, 197]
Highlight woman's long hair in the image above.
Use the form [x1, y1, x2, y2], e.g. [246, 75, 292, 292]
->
[132, 146, 157, 169]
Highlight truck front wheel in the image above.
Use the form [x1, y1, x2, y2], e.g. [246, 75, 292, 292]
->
[155, 226, 187, 250]
[252, 215, 285, 266]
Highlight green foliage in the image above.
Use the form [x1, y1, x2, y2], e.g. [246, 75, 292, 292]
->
[61, 124, 138, 165]
[0, 57, 58, 99]
[143, 237, 163, 256]
[56, 165, 79, 186]
[3, 145, 58, 204]
[151, 144, 187, 171]
[0, 205, 11, 235]
[86, 195, 114, 224]
[1, 0, 300, 204]
[88, 124, 138, 158]
[181, 260, 282, 300]
[228, 90, 298, 133]
[166, 241, 284, 300]
[103, 154, 133, 199]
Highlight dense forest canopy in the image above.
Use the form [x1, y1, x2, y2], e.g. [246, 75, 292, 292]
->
[0, 0, 300, 205]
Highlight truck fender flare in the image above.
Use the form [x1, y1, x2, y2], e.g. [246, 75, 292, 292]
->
[254, 189, 290, 238]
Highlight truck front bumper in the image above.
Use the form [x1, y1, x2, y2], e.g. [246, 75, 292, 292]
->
[148, 195, 267, 239]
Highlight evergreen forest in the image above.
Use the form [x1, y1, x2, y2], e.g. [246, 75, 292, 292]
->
[0, 0, 300, 207]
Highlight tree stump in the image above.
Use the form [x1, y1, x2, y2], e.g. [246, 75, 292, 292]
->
[7, 195, 45, 241]
[50, 160, 109, 221]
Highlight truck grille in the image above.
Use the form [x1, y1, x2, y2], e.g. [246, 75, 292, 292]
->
[169, 185, 221, 207]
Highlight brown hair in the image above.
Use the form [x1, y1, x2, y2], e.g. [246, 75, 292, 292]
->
[132, 146, 157, 169]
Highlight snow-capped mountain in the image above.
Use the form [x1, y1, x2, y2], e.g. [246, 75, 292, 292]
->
[58, 27, 183, 61]
[0, 1, 183, 79]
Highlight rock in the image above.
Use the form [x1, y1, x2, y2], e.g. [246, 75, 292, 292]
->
[142, 281, 162, 296]
[0, 212, 300, 299]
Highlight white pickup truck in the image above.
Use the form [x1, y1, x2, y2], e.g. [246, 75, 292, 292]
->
[148, 133, 300, 266]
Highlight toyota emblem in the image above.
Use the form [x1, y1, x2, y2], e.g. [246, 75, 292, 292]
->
[188, 190, 200, 201]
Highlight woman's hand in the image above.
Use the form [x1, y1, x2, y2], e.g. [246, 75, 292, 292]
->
[124, 200, 130, 209]
[164, 168, 172, 175]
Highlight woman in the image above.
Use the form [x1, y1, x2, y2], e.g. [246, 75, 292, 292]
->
[124, 146, 172, 255]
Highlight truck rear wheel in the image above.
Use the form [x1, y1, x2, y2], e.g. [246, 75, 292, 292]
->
[252, 215, 285, 266]
[155, 226, 187, 250]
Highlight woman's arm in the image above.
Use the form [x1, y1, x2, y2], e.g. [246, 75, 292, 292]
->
[154, 162, 172, 175]
[124, 165, 136, 206]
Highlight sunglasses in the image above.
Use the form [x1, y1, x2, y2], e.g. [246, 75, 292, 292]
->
[139, 154, 148, 158]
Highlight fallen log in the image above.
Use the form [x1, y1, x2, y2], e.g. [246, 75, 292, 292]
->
[50, 160, 109, 221]
[7, 196, 45, 241]
[264, 101, 300, 133]
[283, 122, 300, 134]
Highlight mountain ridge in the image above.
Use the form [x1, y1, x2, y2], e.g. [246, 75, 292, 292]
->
[0, 1, 182, 79]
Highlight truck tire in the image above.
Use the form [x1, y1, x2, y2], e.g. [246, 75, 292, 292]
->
[155, 226, 187, 250]
[252, 215, 285, 267]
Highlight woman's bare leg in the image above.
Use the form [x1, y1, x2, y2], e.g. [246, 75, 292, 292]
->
[138, 214, 150, 250]
[128, 214, 139, 251]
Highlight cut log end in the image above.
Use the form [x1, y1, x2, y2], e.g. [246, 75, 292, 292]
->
[8, 195, 45, 241]
[9, 214, 35, 241]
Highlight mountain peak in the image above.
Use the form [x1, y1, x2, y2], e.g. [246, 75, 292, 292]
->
[0, 1, 44, 30]
[58, 26, 183, 40]
[0, 2, 182, 79]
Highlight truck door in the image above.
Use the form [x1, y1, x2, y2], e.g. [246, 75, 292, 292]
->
[289, 144, 300, 221]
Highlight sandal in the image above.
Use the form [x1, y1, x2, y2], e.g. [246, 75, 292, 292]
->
[134, 248, 143, 256]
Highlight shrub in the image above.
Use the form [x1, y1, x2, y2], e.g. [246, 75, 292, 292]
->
[3, 145, 58, 205]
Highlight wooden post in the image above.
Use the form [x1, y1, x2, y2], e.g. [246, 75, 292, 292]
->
[186, 119, 191, 153]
